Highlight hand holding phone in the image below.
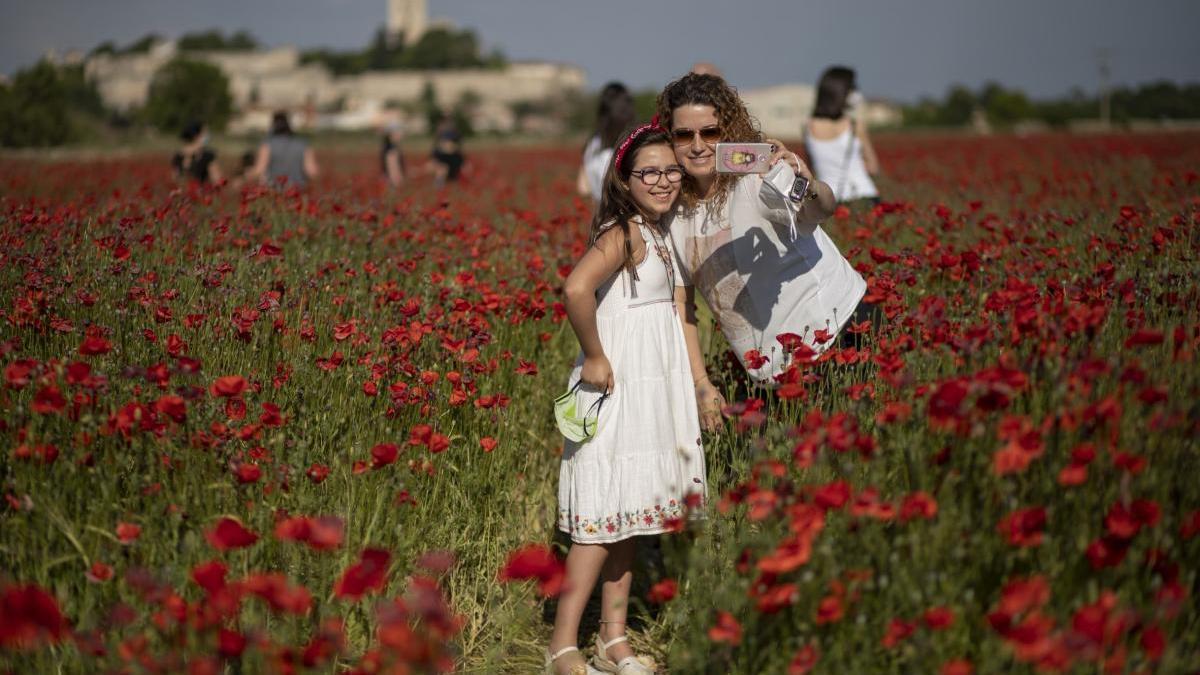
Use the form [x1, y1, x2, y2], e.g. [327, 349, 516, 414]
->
[715, 143, 773, 174]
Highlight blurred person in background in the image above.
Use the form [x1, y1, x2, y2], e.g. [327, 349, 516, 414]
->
[804, 66, 881, 205]
[576, 82, 636, 205]
[689, 62, 723, 78]
[171, 121, 222, 185]
[429, 114, 464, 187]
[248, 111, 319, 189]
[381, 121, 408, 189]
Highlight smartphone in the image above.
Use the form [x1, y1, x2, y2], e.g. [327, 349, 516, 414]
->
[715, 142, 773, 174]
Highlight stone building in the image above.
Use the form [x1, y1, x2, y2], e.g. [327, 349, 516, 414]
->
[83, 0, 585, 134]
[741, 83, 902, 138]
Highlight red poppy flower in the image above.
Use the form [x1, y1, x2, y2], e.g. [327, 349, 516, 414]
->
[498, 544, 564, 598]
[205, 517, 259, 551]
[924, 606, 955, 630]
[998, 507, 1046, 547]
[788, 644, 819, 675]
[78, 335, 112, 356]
[191, 560, 228, 595]
[941, 659, 974, 675]
[707, 610, 742, 645]
[0, 584, 68, 650]
[217, 627, 247, 658]
[116, 522, 141, 544]
[815, 594, 843, 625]
[370, 443, 399, 469]
[479, 437, 498, 452]
[647, 578, 677, 604]
[899, 492, 938, 522]
[334, 548, 391, 600]
[210, 375, 247, 398]
[86, 561, 114, 583]
[881, 617, 917, 648]
[306, 463, 331, 484]
[31, 385, 67, 414]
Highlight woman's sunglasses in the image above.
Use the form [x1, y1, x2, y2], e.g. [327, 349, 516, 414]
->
[671, 125, 722, 146]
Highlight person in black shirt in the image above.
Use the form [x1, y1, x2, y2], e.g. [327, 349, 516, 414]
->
[171, 121, 222, 185]
[429, 114, 464, 187]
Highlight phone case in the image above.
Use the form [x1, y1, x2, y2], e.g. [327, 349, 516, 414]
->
[715, 142, 773, 173]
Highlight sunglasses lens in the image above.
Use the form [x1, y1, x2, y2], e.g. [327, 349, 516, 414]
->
[671, 129, 694, 145]
[699, 127, 722, 143]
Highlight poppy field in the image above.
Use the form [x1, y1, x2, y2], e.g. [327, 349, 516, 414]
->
[1, 132, 1198, 674]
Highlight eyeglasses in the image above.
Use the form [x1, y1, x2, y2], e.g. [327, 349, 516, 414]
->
[629, 167, 685, 185]
[670, 125, 721, 146]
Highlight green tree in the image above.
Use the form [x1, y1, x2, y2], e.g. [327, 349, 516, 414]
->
[143, 58, 233, 133]
[938, 85, 977, 126]
[979, 81, 1032, 127]
[179, 29, 260, 52]
[0, 60, 73, 147]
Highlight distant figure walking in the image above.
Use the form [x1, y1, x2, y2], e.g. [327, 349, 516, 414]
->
[429, 114, 464, 187]
[804, 66, 881, 205]
[382, 121, 407, 188]
[576, 82, 635, 205]
[249, 111, 319, 189]
[171, 121, 222, 185]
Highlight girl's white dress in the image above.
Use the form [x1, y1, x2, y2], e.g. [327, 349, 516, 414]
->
[558, 219, 707, 544]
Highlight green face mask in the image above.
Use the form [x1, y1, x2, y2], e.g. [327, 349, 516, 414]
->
[554, 381, 609, 442]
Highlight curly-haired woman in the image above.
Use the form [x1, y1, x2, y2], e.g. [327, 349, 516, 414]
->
[656, 73, 872, 425]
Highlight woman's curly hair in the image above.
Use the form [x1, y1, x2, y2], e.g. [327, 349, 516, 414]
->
[655, 73, 762, 213]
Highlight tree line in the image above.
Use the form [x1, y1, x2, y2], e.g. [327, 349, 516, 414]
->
[903, 80, 1200, 128]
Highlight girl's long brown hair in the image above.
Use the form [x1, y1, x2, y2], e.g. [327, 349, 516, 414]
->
[588, 126, 673, 280]
[655, 73, 762, 214]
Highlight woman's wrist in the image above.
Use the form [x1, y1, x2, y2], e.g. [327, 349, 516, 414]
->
[693, 373, 711, 386]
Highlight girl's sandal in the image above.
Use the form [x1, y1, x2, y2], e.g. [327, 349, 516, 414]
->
[590, 634, 656, 674]
[545, 645, 603, 675]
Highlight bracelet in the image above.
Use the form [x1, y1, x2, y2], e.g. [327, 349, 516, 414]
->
[693, 374, 710, 385]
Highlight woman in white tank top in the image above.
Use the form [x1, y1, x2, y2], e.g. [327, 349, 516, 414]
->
[804, 66, 881, 204]
[576, 82, 635, 207]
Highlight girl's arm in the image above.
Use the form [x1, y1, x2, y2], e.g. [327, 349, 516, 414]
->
[674, 284, 725, 431]
[563, 227, 635, 392]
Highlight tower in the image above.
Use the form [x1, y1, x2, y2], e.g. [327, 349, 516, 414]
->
[387, 0, 428, 46]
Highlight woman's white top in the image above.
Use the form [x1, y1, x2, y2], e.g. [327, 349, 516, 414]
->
[669, 174, 867, 384]
[581, 135, 613, 202]
[805, 125, 878, 201]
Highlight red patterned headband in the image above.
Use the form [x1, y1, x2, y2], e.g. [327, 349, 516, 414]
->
[613, 115, 664, 173]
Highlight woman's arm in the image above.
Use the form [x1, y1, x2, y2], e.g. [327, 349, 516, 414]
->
[857, 122, 881, 176]
[674, 284, 725, 431]
[575, 164, 592, 198]
[208, 156, 224, 184]
[249, 144, 270, 183]
[563, 227, 638, 392]
[385, 150, 405, 187]
[764, 138, 836, 226]
[304, 148, 320, 180]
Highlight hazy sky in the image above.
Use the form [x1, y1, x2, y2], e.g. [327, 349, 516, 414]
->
[4, 0, 1198, 101]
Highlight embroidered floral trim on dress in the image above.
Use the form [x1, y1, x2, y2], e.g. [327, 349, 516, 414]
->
[558, 494, 705, 540]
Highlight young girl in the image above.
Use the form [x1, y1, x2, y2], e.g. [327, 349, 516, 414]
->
[548, 123, 707, 675]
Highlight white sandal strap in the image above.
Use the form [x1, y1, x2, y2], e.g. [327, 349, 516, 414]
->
[600, 635, 628, 650]
[548, 645, 581, 661]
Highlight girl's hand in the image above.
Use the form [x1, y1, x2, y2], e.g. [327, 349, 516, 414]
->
[695, 378, 726, 432]
[764, 138, 814, 181]
[580, 355, 615, 393]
